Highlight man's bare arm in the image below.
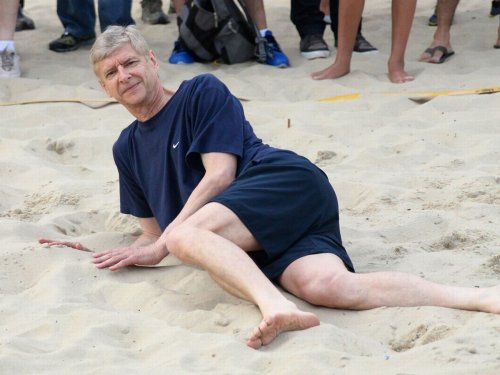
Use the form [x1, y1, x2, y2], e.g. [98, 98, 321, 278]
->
[165, 152, 237, 234]
[133, 217, 163, 246]
[92, 152, 237, 271]
[44, 152, 237, 271]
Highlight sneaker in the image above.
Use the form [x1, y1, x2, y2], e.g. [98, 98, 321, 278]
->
[261, 31, 289, 68]
[428, 6, 438, 26]
[491, 0, 500, 16]
[141, 0, 170, 24]
[16, 7, 35, 31]
[353, 34, 378, 53]
[48, 32, 95, 53]
[168, 40, 195, 64]
[0, 48, 21, 78]
[300, 34, 330, 60]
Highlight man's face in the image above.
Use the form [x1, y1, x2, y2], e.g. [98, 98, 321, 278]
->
[95, 43, 160, 107]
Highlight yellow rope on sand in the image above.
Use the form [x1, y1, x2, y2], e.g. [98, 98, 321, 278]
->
[319, 86, 500, 103]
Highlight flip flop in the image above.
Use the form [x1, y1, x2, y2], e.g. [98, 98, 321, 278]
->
[423, 46, 455, 64]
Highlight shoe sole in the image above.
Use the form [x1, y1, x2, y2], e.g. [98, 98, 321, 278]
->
[301, 50, 330, 60]
[0, 67, 20, 78]
[0, 72, 20, 78]
[168, 60, 194, 65]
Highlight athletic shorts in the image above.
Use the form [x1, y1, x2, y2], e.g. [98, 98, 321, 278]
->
[210, 150, 355, 281]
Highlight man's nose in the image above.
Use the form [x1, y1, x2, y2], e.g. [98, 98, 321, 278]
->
[117, 65, 130, 81]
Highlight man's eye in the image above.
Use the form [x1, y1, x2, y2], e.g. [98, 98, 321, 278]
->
[125, 60, 138, 67]
[105, 70, 117, 79]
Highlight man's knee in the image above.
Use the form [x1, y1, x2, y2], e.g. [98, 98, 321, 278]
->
[289, 270, 361, 308]
[165, 225, 198, 263]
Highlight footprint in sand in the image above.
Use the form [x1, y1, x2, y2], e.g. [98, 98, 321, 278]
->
[485, 255, 500, 274]
[26, 136, 112, 166]
[45, 139, 75, 155]
[314, 150, 337, 165]
[390, 324, 454, 352]
[430, 230, 491, 251]
[1, 191, 80, 221]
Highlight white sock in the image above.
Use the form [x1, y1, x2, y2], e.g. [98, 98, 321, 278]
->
[259, 29, 270, 37]
[0, 41, 15, 51]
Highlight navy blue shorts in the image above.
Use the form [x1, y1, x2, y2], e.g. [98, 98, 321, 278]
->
[210, 150, 354, 281]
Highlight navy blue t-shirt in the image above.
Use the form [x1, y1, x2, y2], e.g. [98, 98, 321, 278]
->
[112, 74, 276, 230]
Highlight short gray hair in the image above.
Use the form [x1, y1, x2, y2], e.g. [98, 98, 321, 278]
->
[90, 25, 150, 75]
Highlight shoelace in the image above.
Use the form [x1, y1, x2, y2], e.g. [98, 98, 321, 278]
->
[1, 49, 15, 71]
[61, 33, 75, 43]
[265, 36, 281, 52]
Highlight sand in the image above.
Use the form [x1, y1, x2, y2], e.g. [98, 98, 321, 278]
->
[1, 0, 499, 373]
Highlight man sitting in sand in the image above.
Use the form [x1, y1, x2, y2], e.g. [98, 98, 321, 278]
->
[40, 26, 499, 349]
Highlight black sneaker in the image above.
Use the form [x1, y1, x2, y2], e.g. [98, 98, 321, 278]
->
[353, 34, 377, 53]
[141, 0, 170, 24]
[491, 0, 500, 16]
[16, 7, 35, 31]
[49, 32, 95, 53]
[300, 34, 330, 60]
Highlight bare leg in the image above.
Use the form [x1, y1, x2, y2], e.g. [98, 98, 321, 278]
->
[0, 0, 18, 40]
[165, 203, 320, 349]
[495, 18, 500, 48]
[245, 0, 267, 29]
[388, 0, 416, 83]
[280, 254, 500, 313]
[311, 0, 364, 80]
[172, 0, 184, 14]
[420, 0, 459, 63]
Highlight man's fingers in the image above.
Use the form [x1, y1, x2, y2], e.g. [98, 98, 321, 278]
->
[38, 238, 63, 246]
[38, 238, 92, 252]
[93, 251, 134, 270]
[92, 252, 113, 262]
[109, 259, 132, 271]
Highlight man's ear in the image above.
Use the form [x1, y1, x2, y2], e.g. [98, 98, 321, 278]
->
[149, 50, 159, 69]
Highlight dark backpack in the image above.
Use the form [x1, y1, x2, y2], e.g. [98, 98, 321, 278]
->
[178, 0, 266, 64]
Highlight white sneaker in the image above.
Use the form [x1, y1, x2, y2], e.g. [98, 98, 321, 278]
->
[0, 48, 21, 78]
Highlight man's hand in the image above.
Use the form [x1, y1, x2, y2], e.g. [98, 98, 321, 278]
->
[92, 243, 167, 271]
[38, 238, 93, 252]
[39, 236, 168, 271]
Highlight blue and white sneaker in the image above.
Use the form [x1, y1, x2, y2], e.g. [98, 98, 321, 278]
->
[262, 31, 289, 68]
[168, 40, 194, 64]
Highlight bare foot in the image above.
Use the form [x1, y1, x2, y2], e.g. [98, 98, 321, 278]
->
[311, 62, 350, 80]
[387, 59, 414, 84]
[246, 309, 320, 349]
[419, 42, 454, 63]
[388, 68, 414, 84]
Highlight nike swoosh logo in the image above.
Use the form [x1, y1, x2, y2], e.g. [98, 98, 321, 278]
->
[173, 142, 180, 149]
